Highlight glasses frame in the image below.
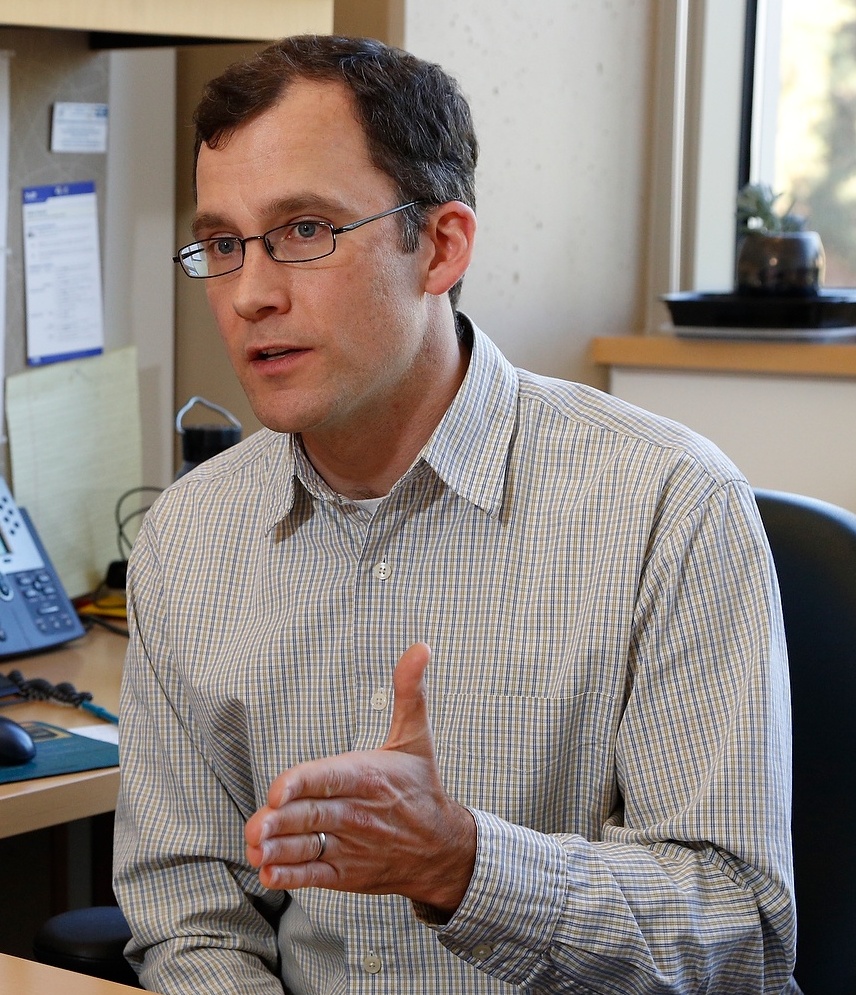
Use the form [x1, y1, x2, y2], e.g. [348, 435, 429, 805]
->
[173, 200, 423, 279]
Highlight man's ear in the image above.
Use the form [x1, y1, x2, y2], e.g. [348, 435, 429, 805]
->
[421, 201, 477, 297]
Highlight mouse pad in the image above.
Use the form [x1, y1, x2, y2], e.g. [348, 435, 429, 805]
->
[0, 720, 119, 784]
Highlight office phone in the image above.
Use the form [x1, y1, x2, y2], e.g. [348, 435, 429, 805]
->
[0, 477, 84, 657]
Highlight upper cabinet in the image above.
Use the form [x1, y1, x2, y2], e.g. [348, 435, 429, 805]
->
[0, 0, 334, 40]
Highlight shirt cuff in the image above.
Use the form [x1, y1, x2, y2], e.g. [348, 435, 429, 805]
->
[414, 808, 570, 987]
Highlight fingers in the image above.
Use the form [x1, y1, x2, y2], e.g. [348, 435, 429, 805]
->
[261, 643, 434, 810]
[246, 793, 345, 849]
[260, 750, 369, 813]
[244, 642, 448, 898]
[247, 830, 328, 869]
[252, 831, 339, 891]
[383, 642, 434, 755]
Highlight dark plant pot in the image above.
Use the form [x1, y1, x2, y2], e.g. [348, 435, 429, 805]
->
[735, 230, 825, 296]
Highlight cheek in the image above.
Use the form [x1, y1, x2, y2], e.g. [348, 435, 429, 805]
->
[205, 288, 241, 348]
[355, 248, 423, 321]
[205, 284, 229, 325]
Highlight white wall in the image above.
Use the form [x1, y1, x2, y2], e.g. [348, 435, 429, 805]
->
[609, 367, 856, 514]
[402, 0, 655, 387]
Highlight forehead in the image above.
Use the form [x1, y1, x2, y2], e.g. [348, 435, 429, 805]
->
[194, 79, 395, 225]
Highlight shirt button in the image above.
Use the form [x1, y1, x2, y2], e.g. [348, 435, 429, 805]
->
[372, 560, 390, 580]
[362, 952, 382, 974]
[370, 688, 389, 710]
[472, 943, 494, 960]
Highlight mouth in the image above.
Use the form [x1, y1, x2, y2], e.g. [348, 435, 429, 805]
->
[257, 347, 292, 360]
[251, 345, 307, 362]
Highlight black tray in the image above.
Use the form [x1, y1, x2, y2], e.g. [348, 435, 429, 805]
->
[661, 290, 856, 330]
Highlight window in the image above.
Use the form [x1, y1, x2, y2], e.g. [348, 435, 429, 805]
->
[645, 2, 747, 317]
[646, 0, 856, 325]
[749, 0, 856, 286]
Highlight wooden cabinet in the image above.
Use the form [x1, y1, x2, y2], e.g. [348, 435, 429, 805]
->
[0, 0, 333, 40]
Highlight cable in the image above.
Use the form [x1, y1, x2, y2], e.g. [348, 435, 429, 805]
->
[69, 485, 162, 631]
[77, 485, 163, 624]
[2, 669, 118, 723]
[79, 614, 130, 638]
[114, 486, 162, 560]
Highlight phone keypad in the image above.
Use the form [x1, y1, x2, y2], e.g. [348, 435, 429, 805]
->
[15, 571, 78, 634]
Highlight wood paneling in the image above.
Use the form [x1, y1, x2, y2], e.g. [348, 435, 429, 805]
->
[0, 1, 333, 40]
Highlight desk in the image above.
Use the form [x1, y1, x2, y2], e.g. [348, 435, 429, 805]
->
[0, 627, 126, 839]
[0, 953, 150, 993]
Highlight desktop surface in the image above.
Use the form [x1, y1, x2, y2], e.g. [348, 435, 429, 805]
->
[0, 952, 151, 994]
[0, 626, 126, 838]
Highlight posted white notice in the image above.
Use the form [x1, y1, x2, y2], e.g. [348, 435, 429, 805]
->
[51, 102, 109, 154]
[22, 181, 104, 366]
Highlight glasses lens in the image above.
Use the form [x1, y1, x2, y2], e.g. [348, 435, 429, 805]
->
[177, 244, 209, 278]
[205, 238, 244, 277]
[177, 238, 245, 278]
[176, 221, 338, 277]
[267, 221, 335, 262]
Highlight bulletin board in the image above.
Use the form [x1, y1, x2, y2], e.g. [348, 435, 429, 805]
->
[0, 27, 109, 480]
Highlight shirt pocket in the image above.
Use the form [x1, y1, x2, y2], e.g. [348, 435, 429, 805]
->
[433, 691, 618, 836]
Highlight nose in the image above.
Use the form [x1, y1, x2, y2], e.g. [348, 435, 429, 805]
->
[230, 237, 292, 321]
[241, 234, 268, 255]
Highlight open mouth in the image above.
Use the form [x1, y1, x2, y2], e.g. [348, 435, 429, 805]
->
[256, 347, 302, 361]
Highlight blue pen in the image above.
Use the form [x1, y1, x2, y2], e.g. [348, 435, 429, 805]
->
[81, 701, 119, 725]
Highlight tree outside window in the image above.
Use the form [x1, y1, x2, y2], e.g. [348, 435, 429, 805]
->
[775, 0, 856, 286]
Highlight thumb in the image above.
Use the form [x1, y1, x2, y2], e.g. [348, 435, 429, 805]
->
[382, 642, 434, 757]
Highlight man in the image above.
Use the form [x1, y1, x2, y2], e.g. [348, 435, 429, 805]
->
[114, 35, 797, 994]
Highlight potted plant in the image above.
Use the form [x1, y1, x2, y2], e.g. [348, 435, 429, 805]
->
[735, 182, 825, 296]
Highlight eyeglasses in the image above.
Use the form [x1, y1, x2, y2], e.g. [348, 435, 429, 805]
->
[173, 201, 421, 279]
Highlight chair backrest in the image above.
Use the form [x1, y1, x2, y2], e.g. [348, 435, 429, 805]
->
[754, 489, 856, 993]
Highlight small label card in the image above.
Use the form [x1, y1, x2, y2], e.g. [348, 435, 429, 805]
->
[51, 102, 109, 153]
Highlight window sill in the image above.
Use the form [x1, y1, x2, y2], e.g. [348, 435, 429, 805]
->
[590, 334, 856, 379]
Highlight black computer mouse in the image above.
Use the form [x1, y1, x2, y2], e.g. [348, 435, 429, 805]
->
[0, 714, 36, 765]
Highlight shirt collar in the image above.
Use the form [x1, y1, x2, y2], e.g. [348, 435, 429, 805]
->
[418, 314, 518, 517]
[262, 313, 519, 529]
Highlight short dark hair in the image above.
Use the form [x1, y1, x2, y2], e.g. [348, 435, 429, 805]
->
[193, 35, 478, 307]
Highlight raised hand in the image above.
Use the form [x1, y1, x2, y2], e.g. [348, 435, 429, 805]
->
[244, 643, 477, 913]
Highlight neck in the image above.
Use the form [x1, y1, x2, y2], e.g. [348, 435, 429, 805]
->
[302, 320, 469, 500]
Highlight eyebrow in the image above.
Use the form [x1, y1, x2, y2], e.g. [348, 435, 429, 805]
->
[191, 194, 352, 239]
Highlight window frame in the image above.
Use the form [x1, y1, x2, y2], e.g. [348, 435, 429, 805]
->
[645, 0, 757, 329]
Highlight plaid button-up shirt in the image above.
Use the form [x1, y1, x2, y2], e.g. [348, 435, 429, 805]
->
[115, 318, 796, 994]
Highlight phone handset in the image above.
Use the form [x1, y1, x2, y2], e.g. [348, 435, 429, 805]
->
[0, 479, 48, 575]
[0, 477, 85, 656]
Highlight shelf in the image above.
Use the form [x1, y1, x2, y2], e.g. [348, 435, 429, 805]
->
[590, 334, 856, 379]
[0, 0, 334, 41]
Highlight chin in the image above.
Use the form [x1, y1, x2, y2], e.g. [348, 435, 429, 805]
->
[241, 387, 303, 435]
[248, 399, 321, 437]
[242, 379, 340, 437]
[253, 411, 303, 435]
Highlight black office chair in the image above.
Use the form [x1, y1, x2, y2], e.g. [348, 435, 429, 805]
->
[754, 488, 856, 992]
[34, 489, 856, 990]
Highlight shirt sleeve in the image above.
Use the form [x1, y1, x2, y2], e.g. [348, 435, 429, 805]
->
[419, 479, 797, 994]
[113, 517, 288, 995]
